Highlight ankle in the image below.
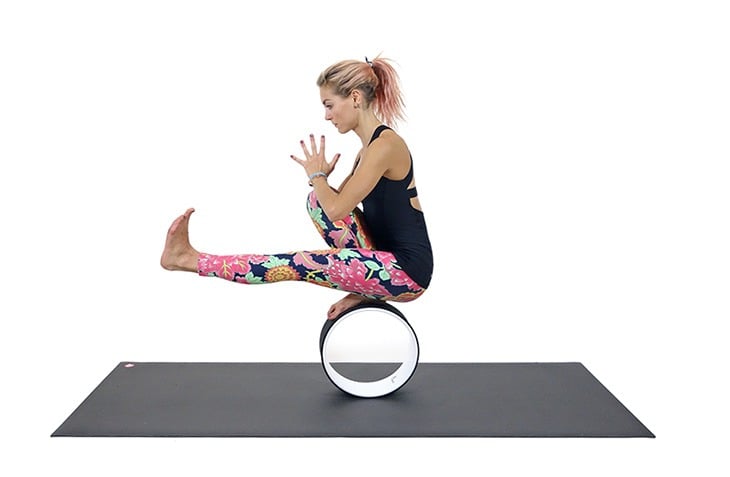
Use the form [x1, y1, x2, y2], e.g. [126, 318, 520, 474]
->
[182, 250, 200, 272]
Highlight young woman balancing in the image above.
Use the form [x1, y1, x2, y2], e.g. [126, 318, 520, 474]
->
[160, 56, 433, 319]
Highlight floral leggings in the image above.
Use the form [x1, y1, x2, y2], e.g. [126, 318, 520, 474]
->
[197, 191, 426, 302]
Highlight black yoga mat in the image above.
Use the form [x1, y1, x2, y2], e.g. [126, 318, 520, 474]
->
[52, 362, 653, 438]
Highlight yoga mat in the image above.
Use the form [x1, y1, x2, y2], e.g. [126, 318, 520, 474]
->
[52, 362, 654, 437]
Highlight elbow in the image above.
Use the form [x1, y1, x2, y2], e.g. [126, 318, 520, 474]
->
[323, 204, 348, 222]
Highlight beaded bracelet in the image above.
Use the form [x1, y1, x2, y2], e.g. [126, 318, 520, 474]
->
[308, 171, 327, 186]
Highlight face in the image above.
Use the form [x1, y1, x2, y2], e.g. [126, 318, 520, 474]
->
[320, 86, 358, 133]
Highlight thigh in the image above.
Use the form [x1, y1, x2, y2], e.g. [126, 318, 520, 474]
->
[309, 248, 423, 301]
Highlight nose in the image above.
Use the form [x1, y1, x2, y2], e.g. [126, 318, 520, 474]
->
[324, 109, 332, 121]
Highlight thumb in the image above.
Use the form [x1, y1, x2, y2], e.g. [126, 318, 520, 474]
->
[330, 153, 341, 170]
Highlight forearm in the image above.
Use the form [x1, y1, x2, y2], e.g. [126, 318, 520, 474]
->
[310, 175, 347, 220]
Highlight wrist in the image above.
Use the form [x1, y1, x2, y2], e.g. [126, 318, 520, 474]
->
[308, 171, 328, 180]
[308, 171, 328, 186]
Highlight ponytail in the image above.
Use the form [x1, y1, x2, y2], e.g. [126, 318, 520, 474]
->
[317, 55, 406, 127]
[369, 56, 406, 127]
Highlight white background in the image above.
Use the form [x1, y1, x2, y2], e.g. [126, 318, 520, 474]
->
[2, 0, 728, 475]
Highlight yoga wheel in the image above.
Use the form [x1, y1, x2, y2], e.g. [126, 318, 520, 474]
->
[319, 301, 420, 398]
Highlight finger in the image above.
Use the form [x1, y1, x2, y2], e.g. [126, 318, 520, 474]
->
[290, 154, 304, 166]
[319, 135, 326, 156]
[330, 152, 341, 169]
[309, 134, 318, 156]
[299, 140, 310, 159]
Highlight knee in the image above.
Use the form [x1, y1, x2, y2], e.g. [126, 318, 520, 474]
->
[307, 190, 320, 214]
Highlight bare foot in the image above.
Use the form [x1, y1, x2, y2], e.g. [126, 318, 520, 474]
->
[327, 293, 373, 320]
[160, 208, 200, 272]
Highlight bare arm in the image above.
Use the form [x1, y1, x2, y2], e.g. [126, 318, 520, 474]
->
[292, 135, 394, 221]
[333, 149, 363, 192]
[310, 141, 392, 220]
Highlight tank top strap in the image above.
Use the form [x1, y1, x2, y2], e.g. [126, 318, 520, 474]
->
[403, 154, 414, 185]
[368, 125, 391, 145]
[366, 125, 415, 187]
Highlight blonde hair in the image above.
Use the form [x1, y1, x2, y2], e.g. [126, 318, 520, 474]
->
[317, 56, 405, 127]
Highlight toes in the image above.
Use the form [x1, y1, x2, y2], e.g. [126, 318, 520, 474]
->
[168, 208, 194, 234]
[168, 215, 183, 235]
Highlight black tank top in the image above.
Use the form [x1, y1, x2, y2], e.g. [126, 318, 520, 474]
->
[360, 125, 433, 288]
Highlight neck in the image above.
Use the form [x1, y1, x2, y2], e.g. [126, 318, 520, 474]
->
[354, 112, 384, 146]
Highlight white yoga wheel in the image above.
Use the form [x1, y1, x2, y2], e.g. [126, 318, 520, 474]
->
[319, 301, 420, 398]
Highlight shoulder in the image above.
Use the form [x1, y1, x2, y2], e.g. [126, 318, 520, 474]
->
[365, 128, 409, 163]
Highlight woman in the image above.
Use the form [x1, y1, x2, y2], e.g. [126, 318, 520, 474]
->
[161, 56, 433, 319]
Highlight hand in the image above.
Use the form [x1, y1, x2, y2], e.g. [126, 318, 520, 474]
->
[290, 134, 341, 179]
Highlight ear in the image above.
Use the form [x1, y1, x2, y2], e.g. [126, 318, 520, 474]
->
[351, 89, 362, 107]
